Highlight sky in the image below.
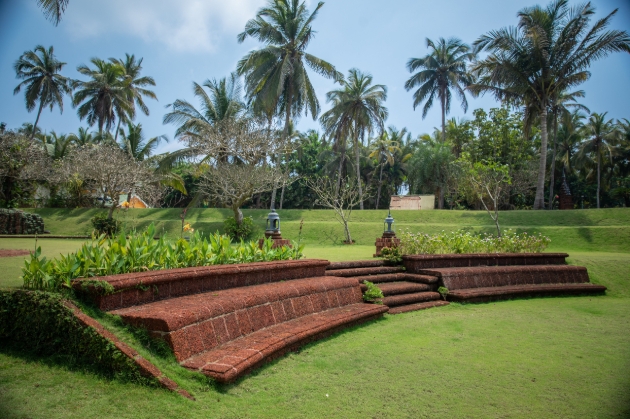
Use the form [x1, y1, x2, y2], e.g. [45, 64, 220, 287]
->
[0, 0, 629, 155]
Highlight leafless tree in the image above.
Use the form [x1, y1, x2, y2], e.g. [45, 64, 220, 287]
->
[305, 176, 368, 244]
[0, 131, 50, 205]
[468, 161, 511, 237]
[62, 144, 163, 218]
[190, 118, 291, 225]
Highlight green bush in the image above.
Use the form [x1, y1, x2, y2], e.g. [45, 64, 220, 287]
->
[223, 216, 254, 240]
[0, 290, 153, 384]
[380, 246, 403, 264]
[22, 223, 304, 291]
[399, 229, 551, 255]
[362, 281, 384, 304]
[90, 213, 120, 237]
[437, 286, 449, 300]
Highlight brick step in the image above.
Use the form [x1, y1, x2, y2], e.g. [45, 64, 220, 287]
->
[324, 266, 405, 277]
[360, 281, 432, 296]
[382, 292, 441, 307]
[388, 300, 450, 315]
[355, 273, 439, 285]
[110, 276, 370, 363]
[181, 303, 388, 383]
[327, 260, 385, 270]
[73, 259, 330, 311]
[418, 264, 590, 291]
[447, 283, 607, 303]
[403, 253, 569, 271]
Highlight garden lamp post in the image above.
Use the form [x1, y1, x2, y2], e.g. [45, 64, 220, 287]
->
[374, 209, 400, 257]
[383, 210, 395, 238]
[265, 207, 281, 239]
[260, 206, 291, 249]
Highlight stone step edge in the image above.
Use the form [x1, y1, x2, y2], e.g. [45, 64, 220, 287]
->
[387, 300, 450, 315]
[382, 291, 441, 307]
[360, 281, 433, 296]
[181, 303, 388, 383]
[354, 273, 438, 285]
[324, 266, 405, 277]
[327, 260, 386, 270]
[447, 283, 607, 302]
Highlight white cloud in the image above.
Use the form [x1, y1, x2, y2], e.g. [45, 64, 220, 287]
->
[63, 0, 266, 53]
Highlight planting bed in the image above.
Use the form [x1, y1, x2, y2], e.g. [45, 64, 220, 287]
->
[0, 249, 30, 258]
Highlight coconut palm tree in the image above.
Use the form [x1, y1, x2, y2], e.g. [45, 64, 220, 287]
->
[405, 38, 474, 142]
[13, 45, 72, 140]
[72, 58, 132, 134]
[40, 131, 73, 160]
[576, 112, 618, 208]
[36, 0, 69, 25]
[320, 69, 388, 209]
[470, 0, 630, 209]
[109, 54, 158, 142]
[118, 122, 168, 162]
[369, 127, 405, 209]
[237, 0, 342, 134]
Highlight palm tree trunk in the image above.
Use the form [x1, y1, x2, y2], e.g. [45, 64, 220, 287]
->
[279, 183, 285, 210]
[354, 129, 364, 210]
[114, 118, 123, 143]
[534, 105, 549, 210]
[441, 89, 446, 142]
[597, 145, 601, 209]
[335, 144, 345, 197]
[376, 160, 384, 209]
[548, 110, 559, 210]
[31, 100, 45, 140]
[270, 184, 277, 210]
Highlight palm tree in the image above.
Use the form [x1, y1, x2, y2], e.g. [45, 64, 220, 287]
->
[237, 0, 342, 134]
[557, 110, 587, 175]
[547, 90, 589, 208]
[405, 38, 474, 142]
[13, 45, 72, 140]
[36, 0, 69, 25]
[118, 122, 168, 162]
[576, 112, 617, 208]
[320, 69, 388, 209]
[72, 58, 132, 134]
[40, 131, 73, 160]
[369, 127, 405, 209]
[71, 127, 96, 146]
[162, 73, 245, 168]
[110, 54, 158, 142]
[470, 0, 630, 209]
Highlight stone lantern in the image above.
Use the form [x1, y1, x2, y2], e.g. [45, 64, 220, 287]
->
[259, 206, 292, 249]
[374, 210, 401, 257]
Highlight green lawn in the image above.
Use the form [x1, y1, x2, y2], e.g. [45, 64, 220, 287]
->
[1, 209, 629, 418]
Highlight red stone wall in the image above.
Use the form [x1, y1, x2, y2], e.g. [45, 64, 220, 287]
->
[402, 253, 569, 271]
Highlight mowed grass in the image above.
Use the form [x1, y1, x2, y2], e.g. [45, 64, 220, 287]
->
[0, 208, 629, 418]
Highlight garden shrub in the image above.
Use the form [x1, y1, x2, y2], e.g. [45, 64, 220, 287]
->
[362, 281, 384, 304]
[399, 229, 551, 255]
[90, 213, 120, 237]
[22, 223, 304, 291]
[223, 216, 254, 240]
[380, 247, 403, 264]
[0, 290, 153, 384]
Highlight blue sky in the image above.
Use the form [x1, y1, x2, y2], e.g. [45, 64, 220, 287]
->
[1, 0, 629, 154]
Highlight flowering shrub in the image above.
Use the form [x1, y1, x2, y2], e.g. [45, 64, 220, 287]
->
[22, 223, 304, 291]
[399, 229, 551, 255]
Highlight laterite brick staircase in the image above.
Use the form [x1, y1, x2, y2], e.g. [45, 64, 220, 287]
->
[402, 253, 607, 302]
[325, 260, 449, 314]
[74, 260, 388, 383]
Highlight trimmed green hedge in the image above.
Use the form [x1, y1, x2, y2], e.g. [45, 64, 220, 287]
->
[0, 290, 153, 384]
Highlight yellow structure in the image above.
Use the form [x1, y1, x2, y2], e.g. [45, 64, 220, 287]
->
[389, 195, 435, 210]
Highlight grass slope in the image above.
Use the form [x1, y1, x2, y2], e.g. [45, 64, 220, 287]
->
[25, 207, 630, 253]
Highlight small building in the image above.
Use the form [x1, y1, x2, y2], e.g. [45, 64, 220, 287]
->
[119, 194, 149, 209]
[389, 195, 435, 210]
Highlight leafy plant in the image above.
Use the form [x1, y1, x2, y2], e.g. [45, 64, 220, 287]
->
[380, 246, 402, 264]
[362, 281, 384, 304]
[437, 286, 449, 300]
[91, 213, 120, 237]
[399, 229, 550, 255]
[223, 216, 254, 240]
[22, 223, 302, 291]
